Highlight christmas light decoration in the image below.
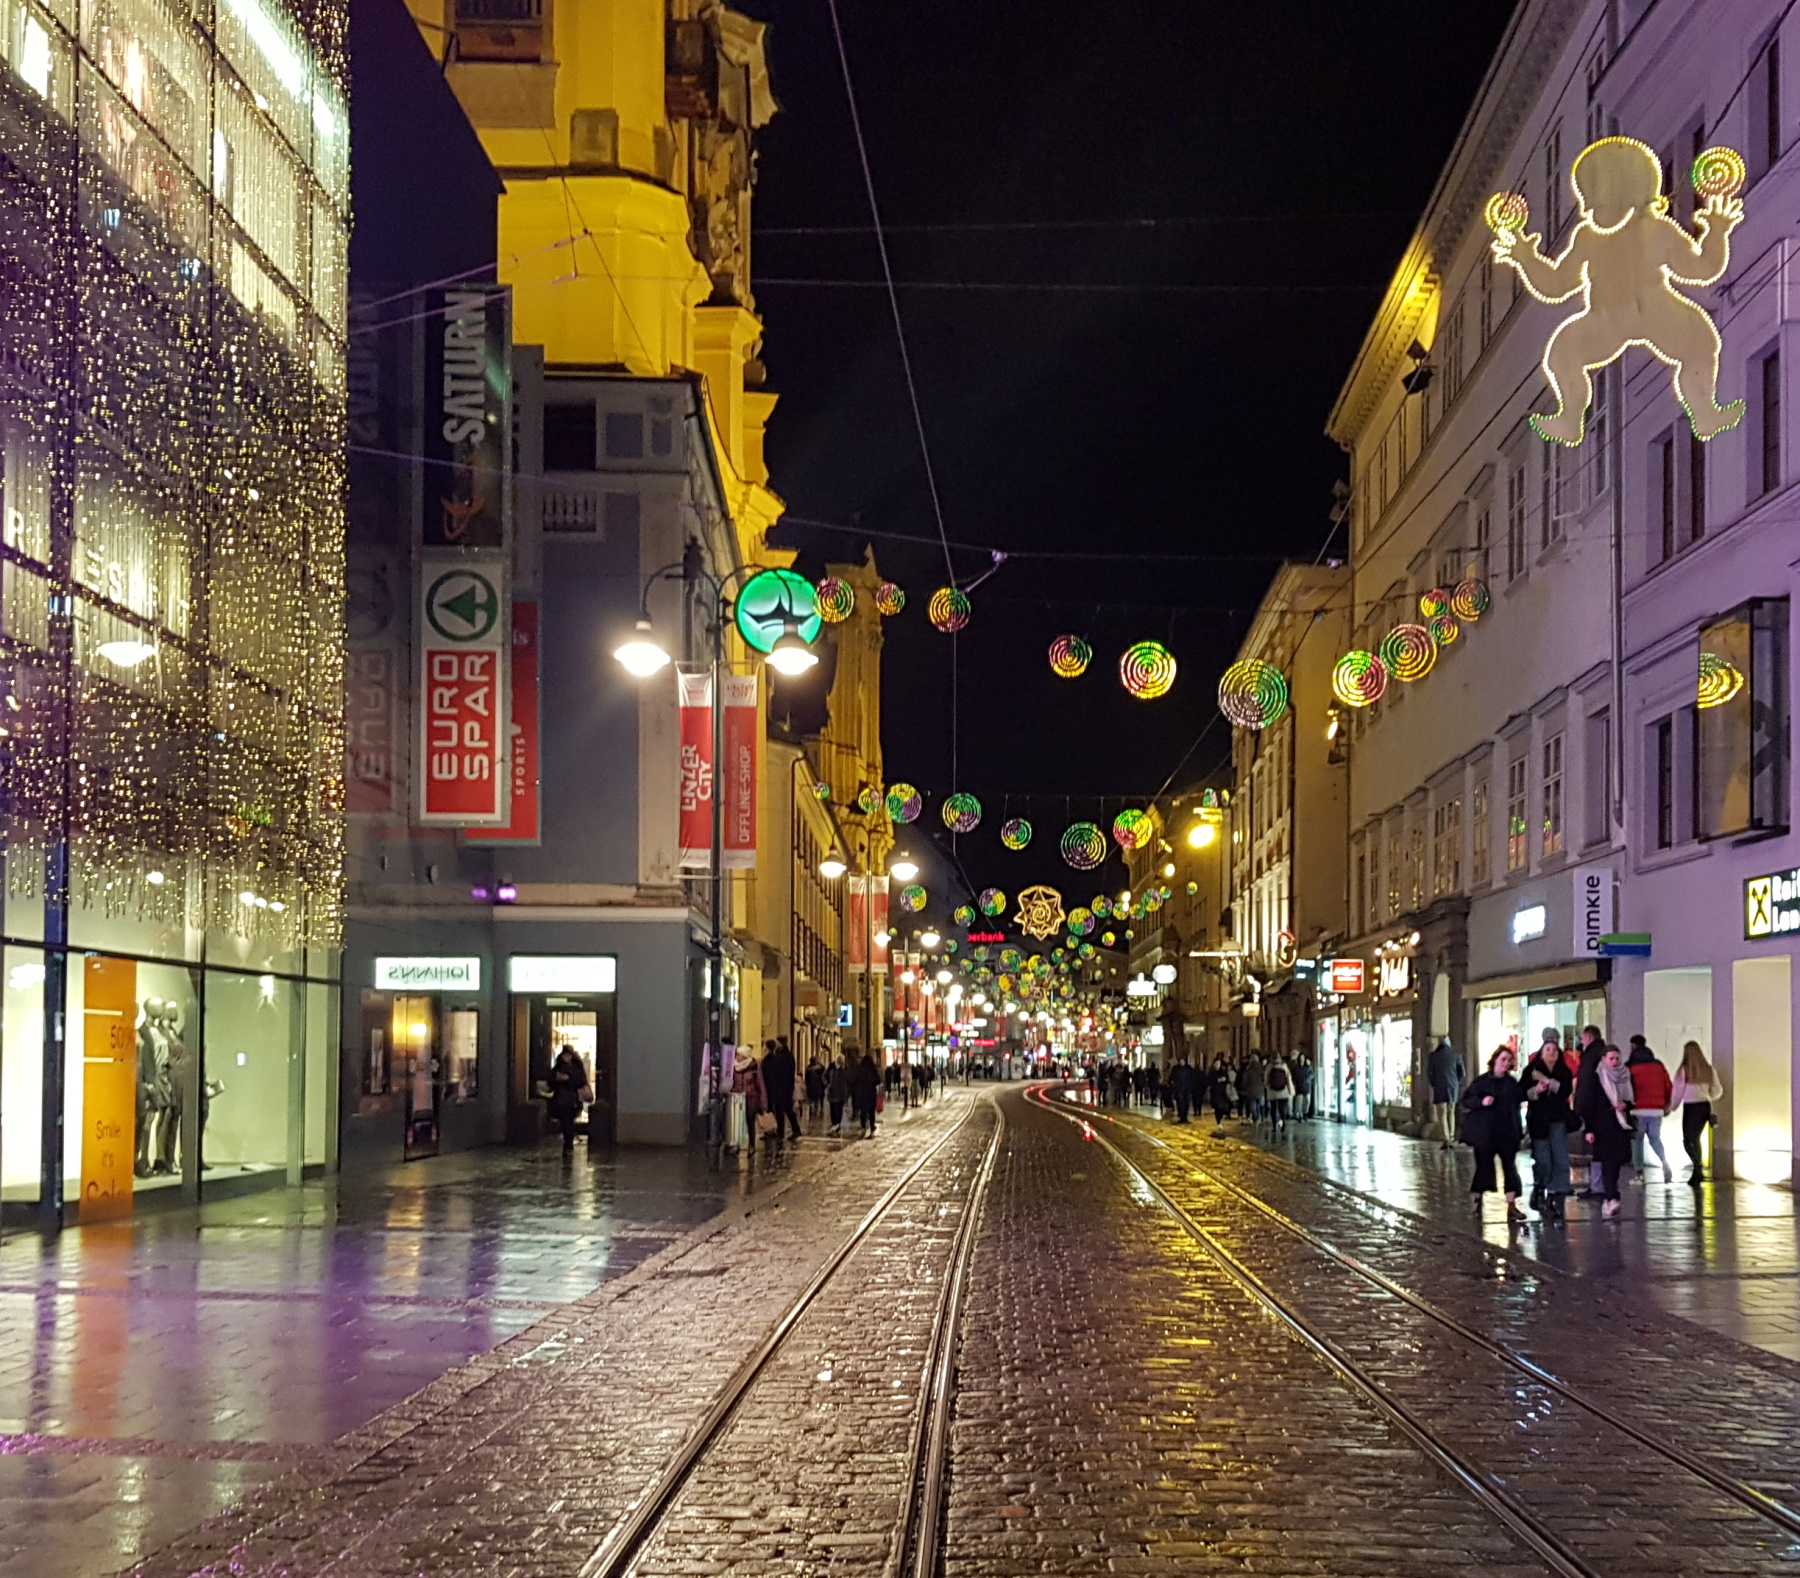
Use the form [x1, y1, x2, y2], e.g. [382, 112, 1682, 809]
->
[1493, 136, 1744, 445]
[1000, 817, 1032, 850]
[900, 884, 927, 912]
[974, 888, 1002, 918]
[929, 587, 971, 632]
[1066, 907, 1094, 936]
[1048, 635, 1092, 678]
[1419, 588, 1451, 620]
[953, 904, 976, 926]
[886, 783, 922, 823]
[1061, 822, 1106, 870]
[1119, 641, 1176, 699]
[1428, 614, 1461, 646]
[857, 785, 881, 815]
[875, 582, 906, 616]
[1101, 931, 1116, 947]
[1451, 579, 1492, 620]
[1012, 884, 1065, 940]
[814, 782, 832, 801]
[944, 939, 959, 954]
[1217, 658, 1289, 730]
[1000, 948, 1022, 971]
[1078, 942, 1094, 959]
[942, 793, 982, 832]
[1332, 650, 1389, 708]
[1378, 624, 1437, 682]
[1697, 650, 1745, 709]
[814, 575, 855, 623]
[1112, 808, 1154, 850]
[1186, 881, 1198, 895]
[1692, 145, 1748, 200]
[1091, 896, 1111, 918]
[1483, 190, 1529, 237]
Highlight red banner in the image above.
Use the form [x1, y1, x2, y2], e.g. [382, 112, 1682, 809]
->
[848, 875, 868, 969]
[872, 878, 889, 974]
[721, 672, 757, 870]
[678, 669, 714, 870]
[468, 602, 540, 843]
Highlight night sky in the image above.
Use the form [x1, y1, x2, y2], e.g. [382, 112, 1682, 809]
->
[752, 0, 1516, 913]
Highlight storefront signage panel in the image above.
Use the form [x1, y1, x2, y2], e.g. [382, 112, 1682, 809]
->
[508, 956, 617, 994]
[375, 957, 482, 991]
[1745, 866, 1800, 940]
[468, 601, 540, 843]
[1378, 953, 1411, 996]
[1512, 904, 1547, 943]
[1573, 865, 1614, 956]
[80, 955, 138, 1222]
[418, 554, 509, 824]
[722, 672, 758, 869]
[678, 669, 714, 869]
[1326, 958, 1365, 993]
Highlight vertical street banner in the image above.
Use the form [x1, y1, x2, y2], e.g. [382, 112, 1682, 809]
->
[871, 877, 890, 974]
[467, 602, 540, 843]
[345, 556, 400, 815]
[80, 955, 138, 1222]
[847, 874, 868, 970]
[418, 554, 509, 824]
[678, 669, 714, 869]
[422, 287, 511, 550]
[721, 671, 757, 870]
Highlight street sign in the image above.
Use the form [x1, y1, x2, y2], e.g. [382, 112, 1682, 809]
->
[1326, 958, 1365, 994]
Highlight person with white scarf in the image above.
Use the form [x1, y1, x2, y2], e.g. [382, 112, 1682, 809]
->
[1580, 1043, 1637, 1217]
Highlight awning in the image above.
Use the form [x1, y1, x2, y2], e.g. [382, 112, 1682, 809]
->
[1462, 960, 1608, 1001]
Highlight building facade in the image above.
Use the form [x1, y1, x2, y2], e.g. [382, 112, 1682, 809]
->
[1326, 0, 1797, 1183]
[0, 0, 349, 1227]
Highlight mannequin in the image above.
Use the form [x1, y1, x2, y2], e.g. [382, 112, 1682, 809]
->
[134, 1000, 173, 1176]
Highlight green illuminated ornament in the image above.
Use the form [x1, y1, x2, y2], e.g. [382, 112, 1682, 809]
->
[1000, 817, 1032, 850]
[1112, 808, 1154, 850]
[875, 582, 906, 616]
[944, 939, 959, 954]
[814, 575, 855, 623]
[1048, 635, 1091, 678]
[1186, 881, 1198, 895]
[943, 793, 982, 832]
[733, 568, 822, 654]
[1217, 658, 1289, 730]
[929, 587, 971, 632]
[1119, 640, 1176, 699]
[899, 883, 927, 912]
[1091, 896, 1111, 919]
[856, 785, 881, 815]
[1378, 624, 1437, 682]
[1060, 822, 1106, 870]
[1451, 579, 1492, 620]
[953, 904, 976, 926]
[979, 887, 1006, 917]
[1066, 907, 1094, 936]
[814, 782, 832, 801]
[1102, 930, 1116, 947]
[886, 783, 922, 823]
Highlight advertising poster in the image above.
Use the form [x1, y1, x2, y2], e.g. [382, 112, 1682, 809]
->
[678, 669, 714, 869]
[468, 602, 541, 843]
[721, 672, 757, 870]
[417, 554, 509, 824]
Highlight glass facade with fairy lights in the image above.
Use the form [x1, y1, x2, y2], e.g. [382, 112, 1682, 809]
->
[0, 0, 347, 1226]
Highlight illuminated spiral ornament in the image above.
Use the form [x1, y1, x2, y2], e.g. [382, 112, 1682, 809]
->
[874, 582, 906, 616]
[953, 904, 975, 927]
[1378, 623, 1437, 683]
[899, 884, 927, 912]
[928, 587, 971, 633]
[979, 887, 1007, 918]
[885, 783, 922, 823]
[1060, 822, 1106, 870]
[1078, 942, 1094, 959]
[1483, 190, 1529, 235]
[1145, 888, 1165, 911]
[944, 939, 959, 954]
[1186, 881, 1198, 896]
[1119, 641, 1177, 699]
[999, 948, 1022, 971]
[1048, 635, 1092, 679]
[814, 782, 831, 801]
[993, 817, 1029, 852]
[1419, 587, 1452, 620]
[1101, 931, 1116, 948]
[942, 793, 982, 833]
[1091, 896, 1111, 919]
[1691, 145, 1748, 201]
[1428, 614, 1461, 647]
[997, 972, 1015, 994]
[1332, 650, 1389, 708]
[814, 576, 855, 623]
[1217, 658, 1290, 730]
[1451, 579, 1491, 620]
[1697, 651, 1746, 709]
[1112, 808, 1153, 850]
[856, 784, 881, 815]
[1066, 907, 1094, 936]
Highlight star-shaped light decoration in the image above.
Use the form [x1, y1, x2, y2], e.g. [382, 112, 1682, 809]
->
[1012, 884, 1066, 940]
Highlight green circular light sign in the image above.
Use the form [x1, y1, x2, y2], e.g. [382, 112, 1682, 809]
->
[733, 568, 821, 655]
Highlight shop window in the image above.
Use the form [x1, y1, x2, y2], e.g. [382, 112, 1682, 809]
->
[1, 949, 46, 1220]
[1542, 732, 1565, 857]
[1472, 779, 1490, 886]
[1507, 755, 1528, 871]
[1698, 598, 1790, 838]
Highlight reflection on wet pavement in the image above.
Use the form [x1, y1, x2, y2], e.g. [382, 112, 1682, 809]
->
[0, 1138, 800, 1577]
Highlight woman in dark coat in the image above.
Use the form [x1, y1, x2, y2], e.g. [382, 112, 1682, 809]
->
[546, 1042, 589, 1152]
[1522, 1038, 1576, 1220]
[849, 1052, 880, 1137]
[1581, 1043, 1636, 1218]
[1459, 1047, 1525, 1212]
[826, 1060, 850, 1130]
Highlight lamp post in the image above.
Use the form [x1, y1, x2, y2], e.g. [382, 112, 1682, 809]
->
[616, 542, 818, 1162]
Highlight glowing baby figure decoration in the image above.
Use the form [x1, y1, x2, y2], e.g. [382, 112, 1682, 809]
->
[1489, 138, 1746, 446]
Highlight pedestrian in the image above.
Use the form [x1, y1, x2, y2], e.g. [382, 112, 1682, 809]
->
[762, 1037, 801, 1143]
[1169, 1055, 1197, 1123]
[1264, 1053, 1293, 1130]
[1426, 1036, 1464, 1150]
[804, 1058, 826, 1121]
[1293, 1053, 1315, 1119]
[545, 1039, 590, 1152]
[1582, 1043, 1636, 1218]
[1208, 1061, 1232, 1130]
[1625, 1035, 1674, 1183]
[1573, 1024, 1607, 1196]
[1671, 1040, 1723, 1185]
[827, 1059, 849, 1132]
[850, 1050, 880, 1136]
[1522, 1037, 1574, 1220]
[734, 1049, 769, 1151]
[1459, 1047, 1524, 1214]
[1239, 1055, 1266, 1122]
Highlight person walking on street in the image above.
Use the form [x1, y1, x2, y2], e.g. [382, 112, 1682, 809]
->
[1625, 1036, 1674, 1183]
[1264, 1054, 1293, 1131]
[1427, 1037, 1464, 1150]
[850, 1051, 880, 1137]
[826, 1060, 850, 1133]
[1239, 1056, 1266, 1123]
[1671, 1040, 1723, 1184]
[804, 1058, 826, 1122]
[1459, 1048, 1525, 1214]
[545, 1040, 590, 1153]
[1582, 1043, 1636, 1217]
[761, 1038, 801, 1143]
[1573, 1025, 1607, 1195]
[1208, 1061, 1233, 1130]
[1522, 1038, 1575, 1220]
[1293, 1053, 1315, 1119]
[1169, 1055, 1197, 1123]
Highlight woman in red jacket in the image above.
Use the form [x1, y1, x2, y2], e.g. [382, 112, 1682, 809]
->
[1625, 1036, 1674, 1183]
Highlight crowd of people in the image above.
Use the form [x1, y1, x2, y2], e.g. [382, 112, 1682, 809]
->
[1452, 1027, 1721, 1220]
[1086, 1051, 1320, 1133]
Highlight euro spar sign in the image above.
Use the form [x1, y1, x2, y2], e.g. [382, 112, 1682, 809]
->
[418, 556, 508, 824]
[1326, 958, 1366, 994]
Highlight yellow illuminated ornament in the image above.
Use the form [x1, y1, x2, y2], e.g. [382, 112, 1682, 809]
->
[1119, 641, 1176, 699]
[1013, 885, 1066, 939]
[1332, 650, 1388, 708]
[875, 582, 906, 616]
[929, 587, 971, 632]
[1491, 136, 1745, 446]
[814, 576, 855, 623]
[1377, 624, 1437, 682]
[1697, 650, 1744, 709]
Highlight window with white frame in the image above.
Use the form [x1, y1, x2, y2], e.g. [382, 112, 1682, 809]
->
[1545, 121, 1564, 237]
[1408, 823, 1425, 909]
[1584, 709, 1611, 846]
[1506, 458, 1527, 580]
[1506, 755, 1528, 872]
[1471, 778, 1490, 886]
[1432, 797, 1462, 896]
[1441, 300, 1464, 406]
[1541, 732, 1565, 858]
[1386, 828, 1401, 918]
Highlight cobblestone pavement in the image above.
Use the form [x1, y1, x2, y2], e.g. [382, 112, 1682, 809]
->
[0, 1095, 954, 1578]
[1223, 1109, 1800, 1360]
[1080, 1092, 1800, 1575]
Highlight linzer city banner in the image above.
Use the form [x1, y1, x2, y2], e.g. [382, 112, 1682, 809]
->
[721, 671, 757, 870]
[848, 875, 868, 970]
[417, 554, 509, 825]
[871, 876, 890, 975]
[422, 287, 511, 550]
[467, 602, 540, 843]
[678, 669, 715, 869]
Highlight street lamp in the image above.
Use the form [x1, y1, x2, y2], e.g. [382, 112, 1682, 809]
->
[819, 853, 847, 880]
[920, 927, 940, 949]
[889, 852, 919, 881]
[615, 542, 821, 1162]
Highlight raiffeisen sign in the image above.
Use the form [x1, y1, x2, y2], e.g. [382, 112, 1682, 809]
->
[1744, 866, 1800, 941]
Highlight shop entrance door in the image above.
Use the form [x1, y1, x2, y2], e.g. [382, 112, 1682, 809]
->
[525, 995, 619, 1144]
[396, 995, 440, 1160]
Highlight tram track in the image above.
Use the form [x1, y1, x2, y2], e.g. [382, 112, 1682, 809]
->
[1028, 1083, 1800, 1578]
[580, 1091, 1002, 1578]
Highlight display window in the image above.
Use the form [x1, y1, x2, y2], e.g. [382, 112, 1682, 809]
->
[1475, 991, 1606, 1063]
[357, 990, 481, 1160]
